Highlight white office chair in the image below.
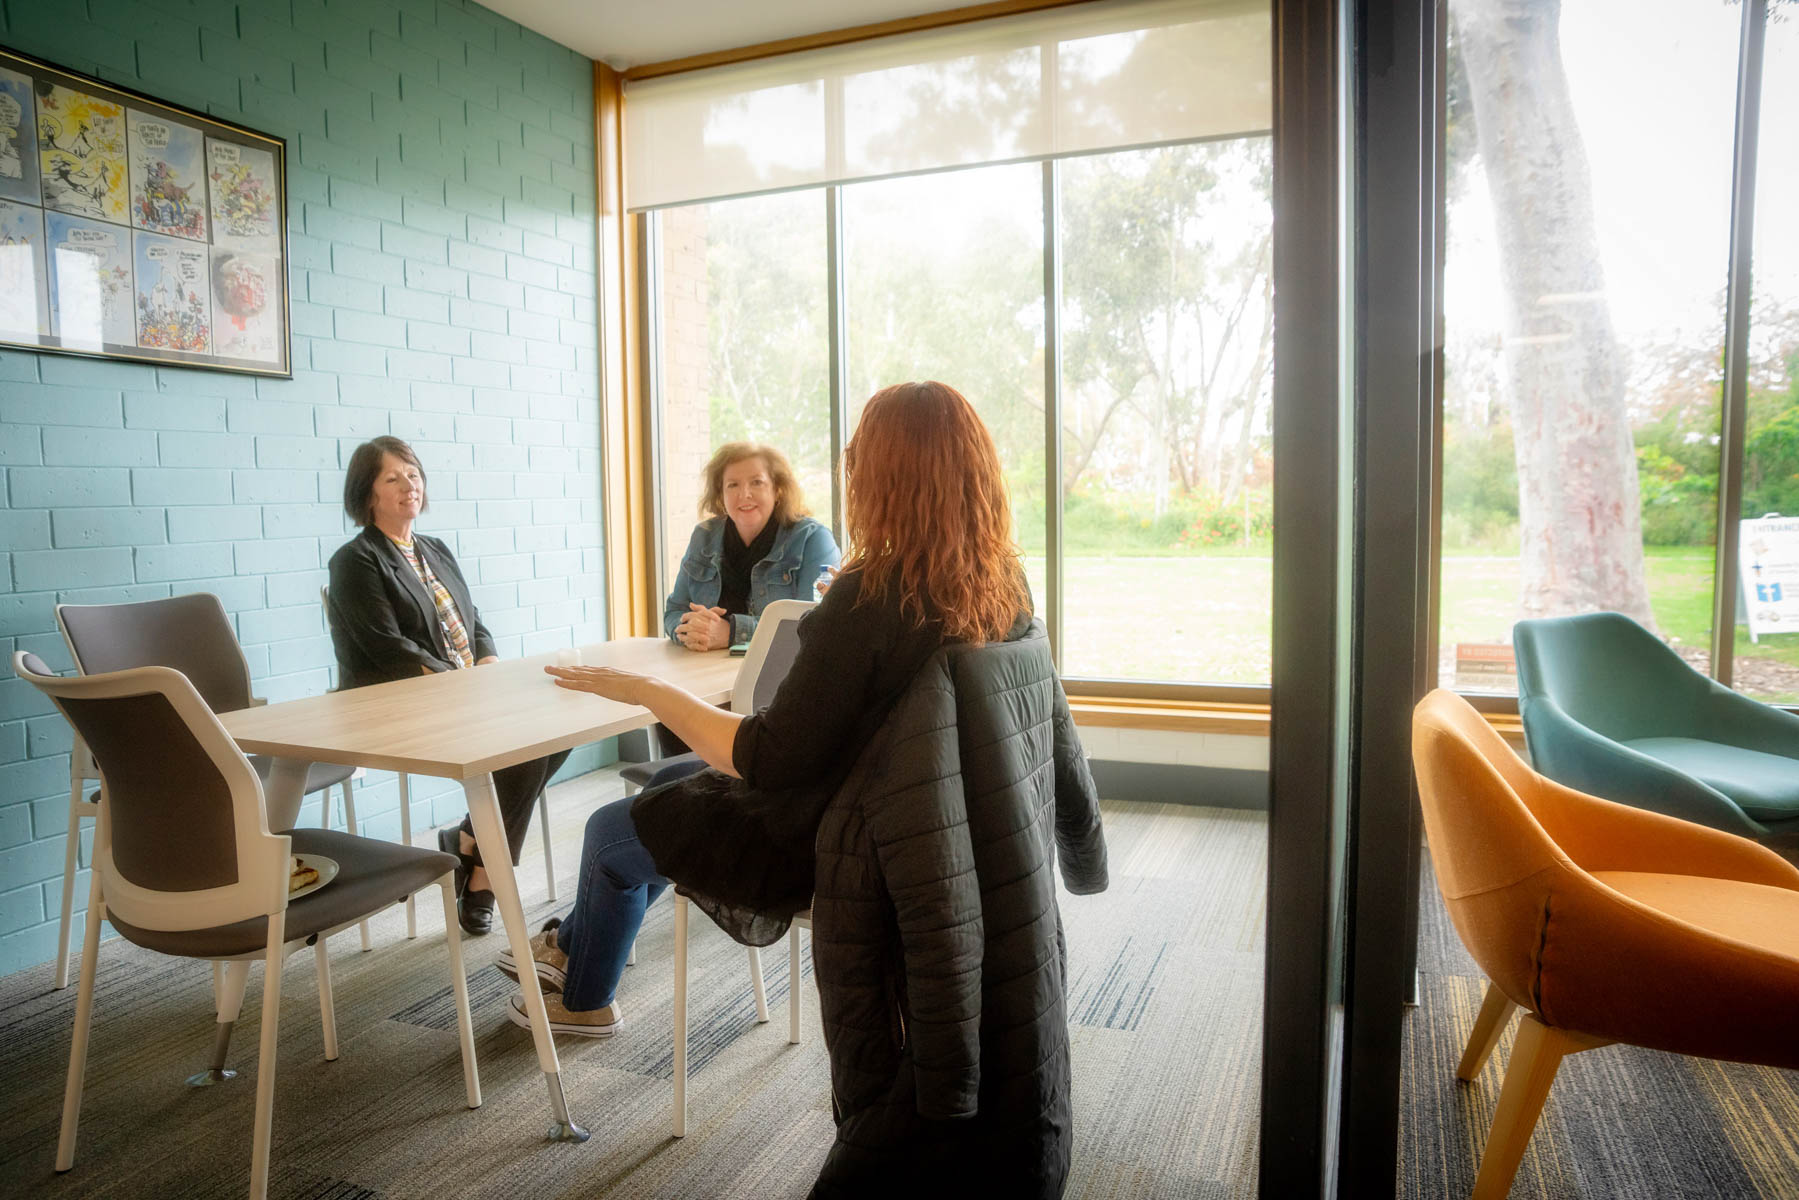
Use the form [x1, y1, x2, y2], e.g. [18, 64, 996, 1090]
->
[317, 585, 558, 940]
[664, 598, 815, 1137]
[16, 651, 479, 1200]
[52, 594, 371, 987]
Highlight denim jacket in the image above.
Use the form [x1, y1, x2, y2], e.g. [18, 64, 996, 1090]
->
[663, 515, 841, 645]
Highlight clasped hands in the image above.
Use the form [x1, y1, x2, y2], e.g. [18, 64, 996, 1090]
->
[674, 602, 732, 651]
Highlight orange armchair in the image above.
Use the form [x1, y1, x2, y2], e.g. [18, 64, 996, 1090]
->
[1411, 689, 1799, 1200]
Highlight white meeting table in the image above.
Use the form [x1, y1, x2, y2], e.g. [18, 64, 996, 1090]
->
[218, 638, 737, 1142]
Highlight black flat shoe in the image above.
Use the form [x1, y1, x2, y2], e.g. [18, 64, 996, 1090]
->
[437, 827, 470, 897]
[459, 888, 496, 936]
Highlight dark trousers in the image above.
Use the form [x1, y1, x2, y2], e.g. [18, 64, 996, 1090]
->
[459, 749, 572, 865]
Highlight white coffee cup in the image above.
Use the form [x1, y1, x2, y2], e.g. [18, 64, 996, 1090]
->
[554, 647, 583, 668]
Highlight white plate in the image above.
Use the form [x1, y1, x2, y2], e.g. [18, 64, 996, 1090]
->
[288, 854, 340, 902]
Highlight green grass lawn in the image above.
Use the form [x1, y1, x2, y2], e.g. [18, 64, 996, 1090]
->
[1046, 547, 1799, 702]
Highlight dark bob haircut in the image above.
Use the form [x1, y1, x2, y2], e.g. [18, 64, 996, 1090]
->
[343, 436, 428, 526]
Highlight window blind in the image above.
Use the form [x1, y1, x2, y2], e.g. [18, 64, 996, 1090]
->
[622, 0, 1270, 211]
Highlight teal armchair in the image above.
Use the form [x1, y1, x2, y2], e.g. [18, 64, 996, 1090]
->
[1513, 612, 1799, 841]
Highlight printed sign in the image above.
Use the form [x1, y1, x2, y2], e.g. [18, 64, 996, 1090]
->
[0, 48, 287, 376]
[1738, 516, 1799, 638]
[1454, 642, 1517, 692]
[46, 211, 132, 347]
[0, 65, 39, 204]
[36, 83, 127, 223]
[128, 109, 207, 241]
[0, 197, 48, 338]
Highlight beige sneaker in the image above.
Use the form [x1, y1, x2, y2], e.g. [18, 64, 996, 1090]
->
[497, 924, 567, 991]
[506, 992, 622, 1039]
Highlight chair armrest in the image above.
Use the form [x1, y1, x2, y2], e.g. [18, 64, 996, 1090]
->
[1523, 698, 1767, 838]
[1531, 773, 1799, 891]
[1700, 682, 1799, 759]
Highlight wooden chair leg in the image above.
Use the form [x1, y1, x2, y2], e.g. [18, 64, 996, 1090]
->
[437, 878, 481, 1109]
[54, 883, 105, 1172]
[1473, 1016, 1607, 1200]
[1457, 981, 1517, 1081]
[673, 896, 688, 1138]
[248, 912, 287, 1200]
[539, 791, 557, 902]
[398, 773, 416, 938]
[54, 773, 88, 990]
[748, 947, 769, 1023]
[314, 938, 338, 1062]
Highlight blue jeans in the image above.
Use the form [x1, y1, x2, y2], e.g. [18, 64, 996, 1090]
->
[556, 761, 704, 1011]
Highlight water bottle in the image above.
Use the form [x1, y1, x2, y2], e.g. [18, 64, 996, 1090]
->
[814, 566, 834, 602]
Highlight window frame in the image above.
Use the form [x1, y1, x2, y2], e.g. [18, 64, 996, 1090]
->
[638, 136, 1279, 700]
[622, 0, 1795, 716]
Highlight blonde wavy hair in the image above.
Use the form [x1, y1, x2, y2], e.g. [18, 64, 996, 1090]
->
[697, 442, 809, 525]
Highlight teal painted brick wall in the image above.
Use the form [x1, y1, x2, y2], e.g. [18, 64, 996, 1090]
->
[0, 0, 610, 977]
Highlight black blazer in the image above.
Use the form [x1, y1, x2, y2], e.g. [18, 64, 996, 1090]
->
[325, 525, 497, 690]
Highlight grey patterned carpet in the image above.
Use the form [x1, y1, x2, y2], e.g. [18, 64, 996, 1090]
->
[0, 775, 1264, 1199]
[5, 767, 1788, 1200]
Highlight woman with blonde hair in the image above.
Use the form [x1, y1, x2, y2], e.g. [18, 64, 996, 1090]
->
[663, 441, 839, 652]
[497, 383, 1043, 1037]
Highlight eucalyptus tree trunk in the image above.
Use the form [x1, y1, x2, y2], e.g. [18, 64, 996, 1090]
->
[1450, 0, 1655, 627]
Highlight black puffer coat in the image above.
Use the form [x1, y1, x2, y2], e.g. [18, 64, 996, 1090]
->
[809, 622, 1108, 1199]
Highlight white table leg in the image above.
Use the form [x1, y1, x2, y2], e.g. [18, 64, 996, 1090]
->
[462, 772, 588, 1144]
[398, 773, 416, 938]
[262, 757, 311, 832]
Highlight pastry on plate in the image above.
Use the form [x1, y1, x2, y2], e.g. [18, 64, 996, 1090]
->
[289, 855, 320, 893]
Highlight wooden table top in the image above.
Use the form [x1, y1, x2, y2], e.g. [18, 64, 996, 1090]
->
[219, 639, 737, 780]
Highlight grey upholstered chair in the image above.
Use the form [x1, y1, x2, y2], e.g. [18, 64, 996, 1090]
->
[51, 593, 370, 988]
[14, 651, 479, 1200]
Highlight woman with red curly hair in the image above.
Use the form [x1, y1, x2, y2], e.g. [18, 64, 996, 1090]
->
[497, 381, 1038, 1038]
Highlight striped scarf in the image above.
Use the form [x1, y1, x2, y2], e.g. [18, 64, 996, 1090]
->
[390, 535, 474, 669]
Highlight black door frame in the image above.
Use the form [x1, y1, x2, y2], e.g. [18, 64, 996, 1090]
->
[1261, 0, 1444, 1193]
[1261, 0, 1355, 1191]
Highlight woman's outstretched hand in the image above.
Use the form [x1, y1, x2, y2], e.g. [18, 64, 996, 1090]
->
[545, 664, 650, 705]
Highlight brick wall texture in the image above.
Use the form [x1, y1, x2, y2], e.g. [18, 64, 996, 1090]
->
[0, 0, 607, 977]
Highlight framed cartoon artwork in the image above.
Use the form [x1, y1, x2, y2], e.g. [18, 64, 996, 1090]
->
[0, 47, 289, 377]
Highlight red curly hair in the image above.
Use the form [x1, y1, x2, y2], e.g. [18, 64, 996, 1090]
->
[841, 381, 1028, 643]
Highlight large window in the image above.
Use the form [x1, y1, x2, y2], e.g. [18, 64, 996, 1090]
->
[630, 0, 1274, 692]
[1741, 12, 1799, 704]
[1439, 0, 1743, 693]
[647, 143, 1273, 688]
[653, 191, 828, 596]
[1059, 140, 1272, 682]
[843, 164, 1048, 619]
[639, 0, 1790, 708]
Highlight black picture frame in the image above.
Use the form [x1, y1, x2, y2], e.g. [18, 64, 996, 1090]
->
[0, 45, 290, 378]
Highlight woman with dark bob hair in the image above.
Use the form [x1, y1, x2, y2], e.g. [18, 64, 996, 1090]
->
[663, 441, 839, 652]
[325, 436, 568, 935]
[496, 382, 1040, 1038]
